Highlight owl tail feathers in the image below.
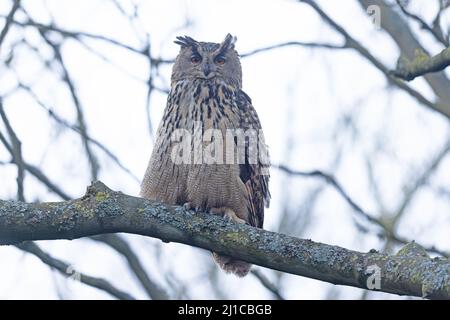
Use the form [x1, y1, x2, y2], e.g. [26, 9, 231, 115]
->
[212, 252, 251, 277]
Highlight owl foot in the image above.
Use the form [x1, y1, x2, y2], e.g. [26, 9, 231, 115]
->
[210, 207, 246, 224]
[224, 209, 247, 224]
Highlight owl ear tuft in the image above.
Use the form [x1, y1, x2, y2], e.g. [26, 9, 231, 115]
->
[221, 33, 237, 50]
[174, 35, 199, 48]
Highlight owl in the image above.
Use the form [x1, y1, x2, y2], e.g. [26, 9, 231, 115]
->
[140, 34, 270, 277]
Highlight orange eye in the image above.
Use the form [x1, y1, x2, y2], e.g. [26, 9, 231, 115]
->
[215, 56, 226, 65]
[191, 55, 201, 64]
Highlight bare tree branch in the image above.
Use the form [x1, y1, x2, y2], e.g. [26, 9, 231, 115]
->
[300, 0, 450, 119]
[274, 164, 450, 257]
[0, 106, 159, 299]
[394, 0, 449, 47]
[16, 241, 135, 300]
[240, 41, 346, 57]
[36, 28, 100, 180]
[381, 136, 450, 254]
[90, 234, 169, 300]
[0, 15, 144, 56]
[0, 100, 25, 201]
[0, 0, 21, 49]
[16, 82, 139, 182]
[357, 0, 450, 109]
[0, 181, 448, 299]
[250, 269, 284, 300]
[275, 164, 376, 224]
[391, 46, 450, 81]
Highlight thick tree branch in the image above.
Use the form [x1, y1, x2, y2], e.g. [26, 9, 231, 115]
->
[391, 46, 450, 81]
[0, 181, 448, 299]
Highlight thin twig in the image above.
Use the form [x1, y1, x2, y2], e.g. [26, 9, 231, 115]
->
[0, 0, 21, 49]
[250, 269, 284, 300]
[274, 164, 449, 257]
[0, 100, 25, 201]
[16, 241, 135, 300]
[91, 234, 170, 300]
[240, 41, 346, 57]
[37, 28, 100, 180]
[395, 0, 449, 46]
[274, 164, 379, 225]
[17, 83, 140, 183]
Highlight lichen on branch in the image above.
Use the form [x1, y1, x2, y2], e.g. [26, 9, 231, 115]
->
[0, 181, 448, 299]
[392, 47, 450, 81]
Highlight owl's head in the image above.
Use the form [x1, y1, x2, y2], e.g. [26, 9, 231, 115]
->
[171, 34, 242, 88]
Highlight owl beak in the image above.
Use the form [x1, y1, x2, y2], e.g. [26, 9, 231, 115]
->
[202, 63, 212, 77]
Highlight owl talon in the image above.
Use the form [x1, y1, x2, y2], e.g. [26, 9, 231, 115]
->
[223, 209, 246, 224]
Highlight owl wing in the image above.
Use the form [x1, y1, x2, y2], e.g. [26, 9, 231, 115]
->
[235, 90, 270, 228]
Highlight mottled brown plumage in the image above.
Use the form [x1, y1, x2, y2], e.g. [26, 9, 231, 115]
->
[140, 34, 270, 277]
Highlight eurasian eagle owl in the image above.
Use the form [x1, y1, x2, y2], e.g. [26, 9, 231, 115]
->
[140, 34, 270, 277]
